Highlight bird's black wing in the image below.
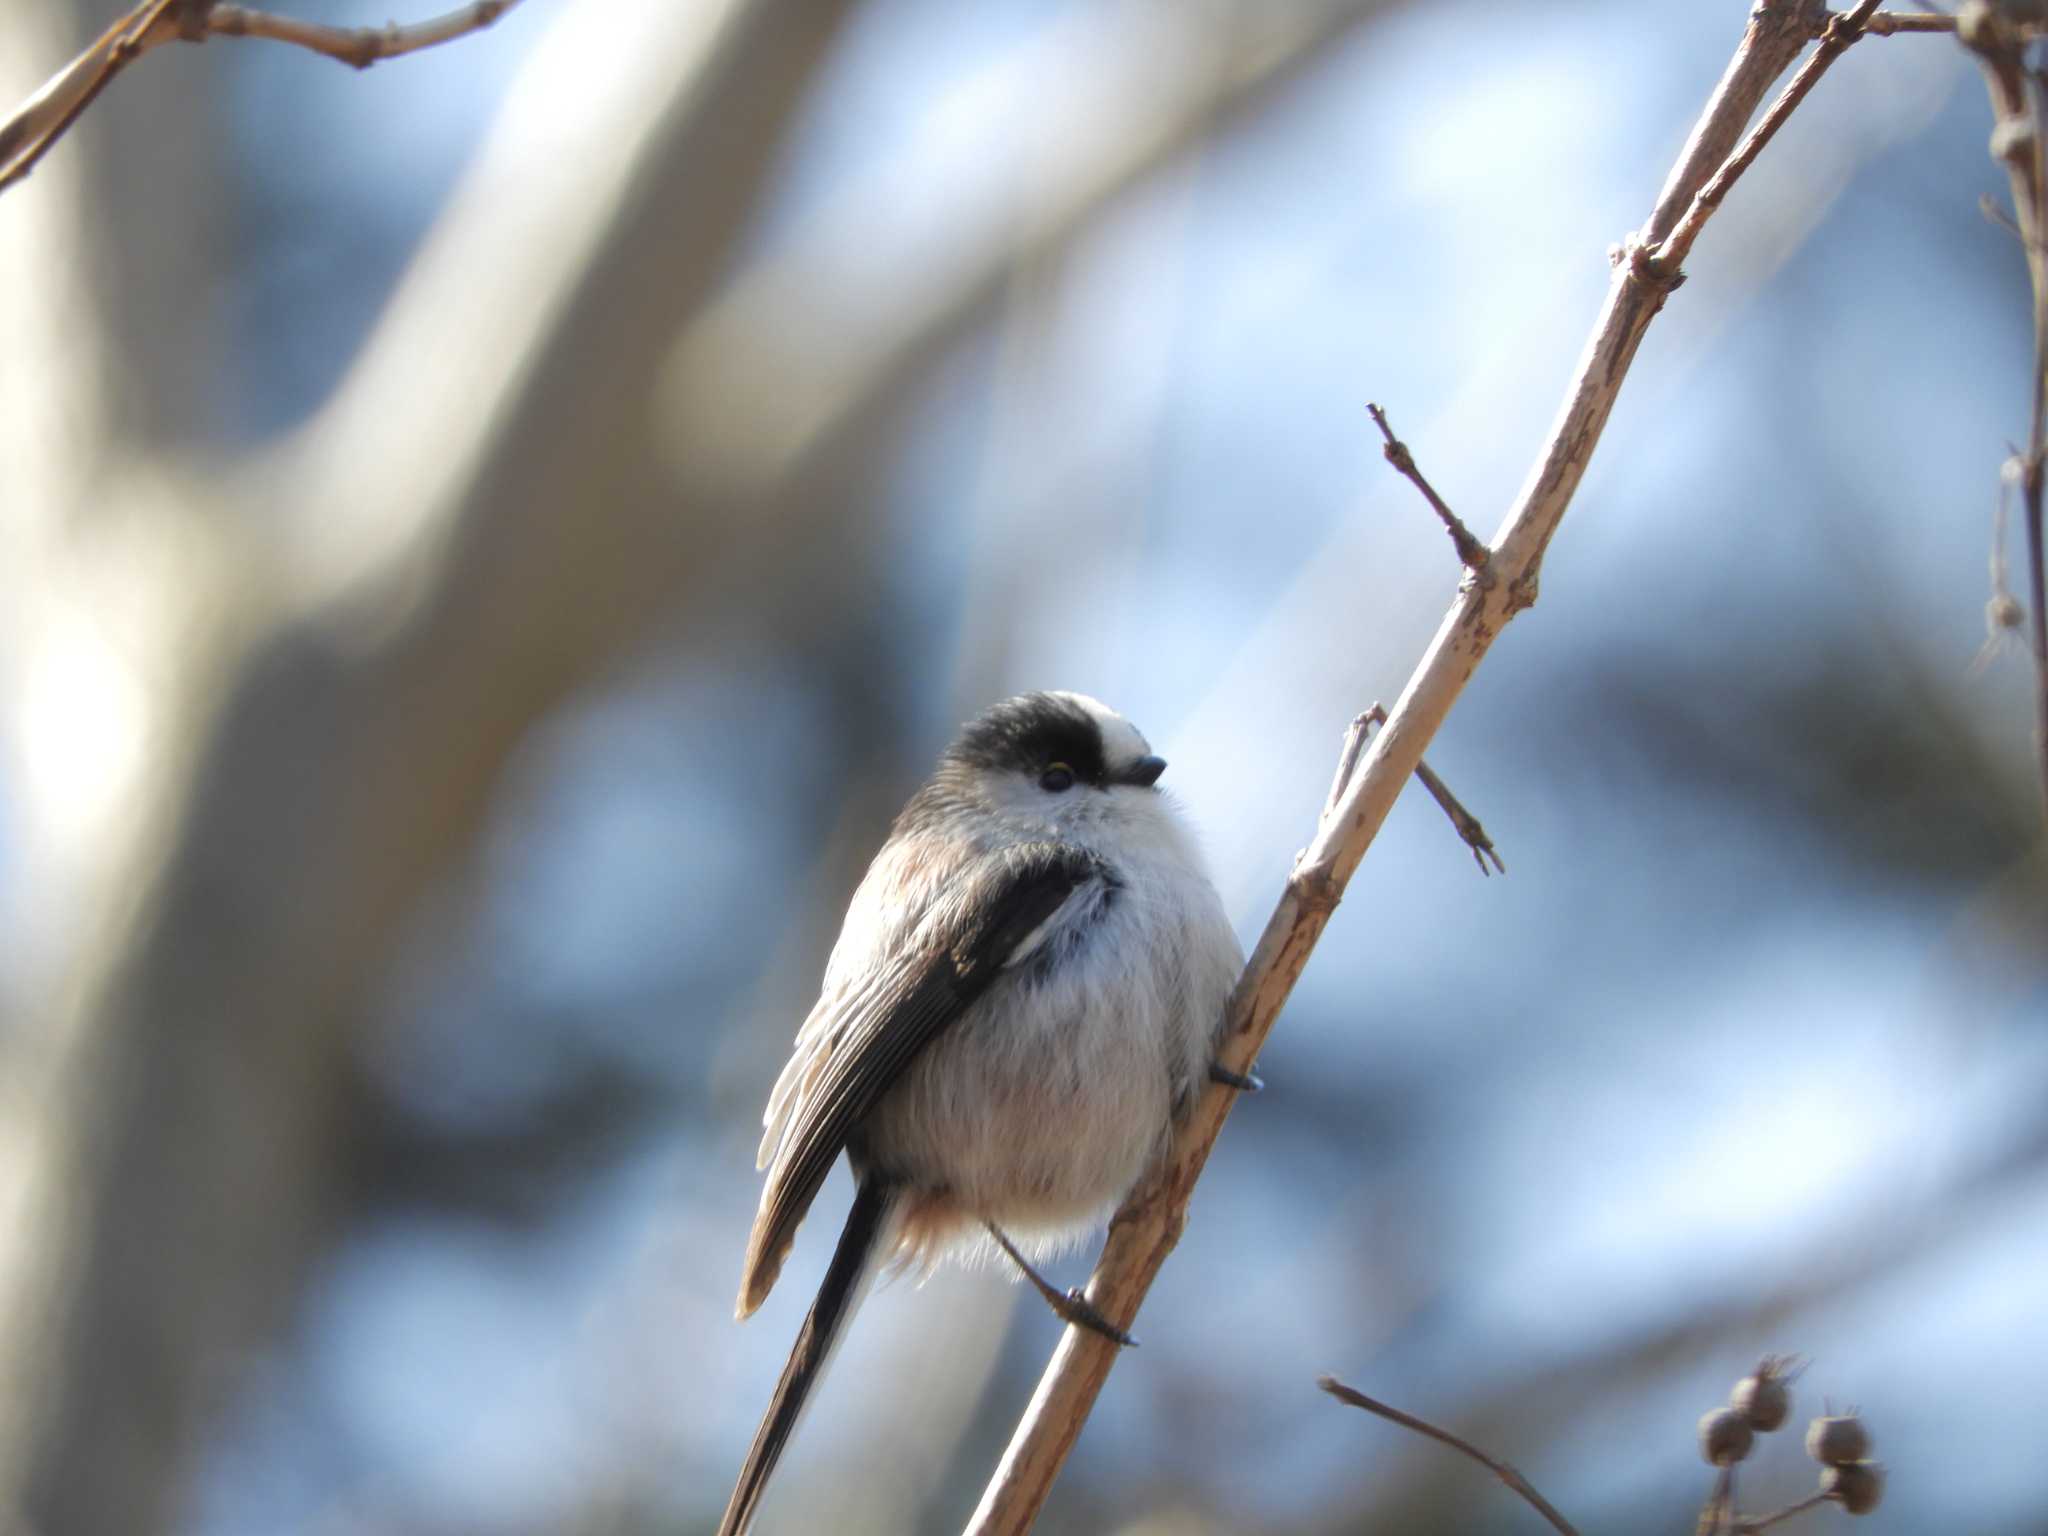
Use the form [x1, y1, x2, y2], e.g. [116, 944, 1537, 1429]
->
[738, 841, 1103, 1313]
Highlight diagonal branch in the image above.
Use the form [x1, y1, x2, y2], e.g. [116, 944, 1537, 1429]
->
[962, 2, 1904, 1529]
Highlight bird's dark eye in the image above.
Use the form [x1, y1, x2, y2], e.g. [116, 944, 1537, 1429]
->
[1039, 763, 1076, 793]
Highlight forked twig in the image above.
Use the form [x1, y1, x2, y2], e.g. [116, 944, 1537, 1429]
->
[1649, 0, 1885, 277]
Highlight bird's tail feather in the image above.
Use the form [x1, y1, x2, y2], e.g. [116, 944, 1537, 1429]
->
[718, 1177, 898, 1536]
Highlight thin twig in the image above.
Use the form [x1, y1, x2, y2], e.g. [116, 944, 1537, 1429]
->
[1368, 402, 1492, 576]
[1735, 1491, 1833, 1533]
[1321, 713, 1375, 825]
[1697, 1465, 1736, 1536]
[1982, 190, 2026, 235]
[205, 0, 516, 69]
[1960, 0, 2048, 823]
[1649, 0, 1885, 277]
[1970, 456, 2027, 673]
[1318, 1376, 1580, 1536]
[1363, 704, 1505, 874]
[965, 6, 1840, 1530]
[0, 0, 522, 194]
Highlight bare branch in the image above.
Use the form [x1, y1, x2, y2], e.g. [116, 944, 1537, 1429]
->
[1319, 1376, 1580, 1536]
[1368, 402, 1492, 577]
[965, 5, 1849, 1530]
[0, 0, 523, 195]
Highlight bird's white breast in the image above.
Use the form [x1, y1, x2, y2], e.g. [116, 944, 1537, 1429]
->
[859, 787, 1241, 1258]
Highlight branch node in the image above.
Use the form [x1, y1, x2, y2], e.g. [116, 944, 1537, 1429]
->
[1505, 565, 1541, 616]
[1625, 232, 1688, 293]
[1991, 114, 2037, 166]
[1291, 866, 1342, 916]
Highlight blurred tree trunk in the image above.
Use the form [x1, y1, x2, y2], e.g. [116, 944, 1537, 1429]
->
[0, 5, 857, 1530]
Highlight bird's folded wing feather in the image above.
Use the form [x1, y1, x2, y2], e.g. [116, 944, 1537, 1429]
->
[738, 841, 1103, 1314]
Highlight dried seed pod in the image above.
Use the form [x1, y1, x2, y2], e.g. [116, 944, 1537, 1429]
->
[1823, 1460, 1886, 1515]
[1731, 1368, 1790, 1432]
[1806, 1414, 1871, 1466]
[1699, 1406, 1754, 1466]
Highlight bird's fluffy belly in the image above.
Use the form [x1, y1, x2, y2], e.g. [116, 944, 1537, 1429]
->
[857, 917, 1178, 1262]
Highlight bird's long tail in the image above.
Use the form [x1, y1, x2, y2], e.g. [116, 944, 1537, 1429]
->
[718, 1177, 898, 1536]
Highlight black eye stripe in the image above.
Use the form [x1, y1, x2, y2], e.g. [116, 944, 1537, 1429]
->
[946, 693, 1109, 786]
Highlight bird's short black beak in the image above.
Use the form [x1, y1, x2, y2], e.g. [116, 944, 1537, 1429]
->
[1123, 755, 1167, 788]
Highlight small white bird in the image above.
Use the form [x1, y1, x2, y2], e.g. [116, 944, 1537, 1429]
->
[719, 691, 1244, 1536]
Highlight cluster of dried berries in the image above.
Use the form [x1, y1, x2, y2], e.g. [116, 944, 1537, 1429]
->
[1696, 1356, 1885, 1524]
[1806, 1412, 1883, 1517]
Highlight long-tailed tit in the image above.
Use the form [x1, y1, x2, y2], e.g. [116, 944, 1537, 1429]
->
[719, 691, 1244, 1536]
